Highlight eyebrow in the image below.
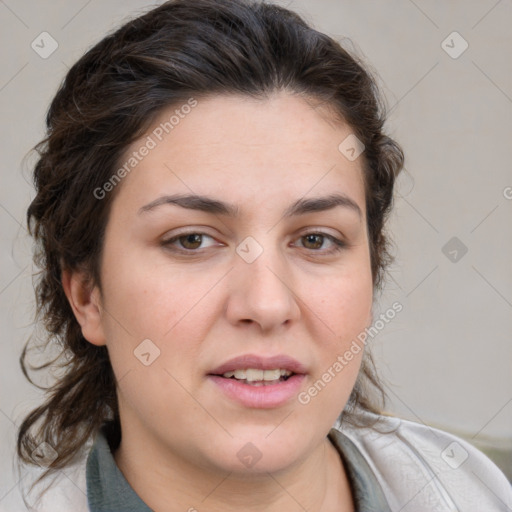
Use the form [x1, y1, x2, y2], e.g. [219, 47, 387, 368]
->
[138, 192, 362, 220]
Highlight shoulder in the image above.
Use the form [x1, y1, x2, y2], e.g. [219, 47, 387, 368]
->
[16, 414, 512, 512]
[16, 455, 89, 512]
[335, 410, 512, 512]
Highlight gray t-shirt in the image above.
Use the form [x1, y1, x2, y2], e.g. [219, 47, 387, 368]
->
[86, 426, 391, 511]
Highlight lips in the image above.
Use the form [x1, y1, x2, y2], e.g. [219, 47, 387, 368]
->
[208, 353, 308, 376]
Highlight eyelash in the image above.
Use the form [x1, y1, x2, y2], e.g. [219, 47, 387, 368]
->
[160, 230, 347, 256]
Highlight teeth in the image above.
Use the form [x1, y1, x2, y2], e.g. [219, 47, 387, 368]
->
[234, 369, 251, 380]
[222, 368, 293, 381]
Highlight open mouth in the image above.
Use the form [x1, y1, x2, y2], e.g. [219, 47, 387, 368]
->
[210, 368, 296, 386]
[207, 354, 307, 407]
[207, 366, 306, 408]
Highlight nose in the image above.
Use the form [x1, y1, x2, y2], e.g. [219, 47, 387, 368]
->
[225, 239, 301, 333]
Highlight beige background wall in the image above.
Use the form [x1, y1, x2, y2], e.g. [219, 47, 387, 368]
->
[1, 0, 511, 508]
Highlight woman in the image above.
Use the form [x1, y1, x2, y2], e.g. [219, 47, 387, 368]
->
[17, 0, 512, 511]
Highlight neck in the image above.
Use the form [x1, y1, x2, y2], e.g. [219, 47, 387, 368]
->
[114, 427, 354, 512]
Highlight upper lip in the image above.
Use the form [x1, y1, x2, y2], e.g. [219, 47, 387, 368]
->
[209, 354, 308, 376]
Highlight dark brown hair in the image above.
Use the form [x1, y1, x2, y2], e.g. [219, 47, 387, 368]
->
[18, 0, 404, 485]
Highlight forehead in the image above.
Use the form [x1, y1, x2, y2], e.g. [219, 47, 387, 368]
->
[114, 92, 366, 216]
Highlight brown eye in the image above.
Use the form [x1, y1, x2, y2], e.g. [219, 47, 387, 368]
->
[161, 232, 218, 252]
[178, 233, 203, 250]
[302, 234, 324, 250]
[294, 232, 347, 254]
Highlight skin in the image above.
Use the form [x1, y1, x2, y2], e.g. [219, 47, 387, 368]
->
[63, 91, 374, 512]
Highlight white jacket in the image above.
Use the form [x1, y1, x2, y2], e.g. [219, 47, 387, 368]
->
[15, 412, 512, 512]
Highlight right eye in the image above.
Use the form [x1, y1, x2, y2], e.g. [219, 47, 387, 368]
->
[161, 231, 220, 252]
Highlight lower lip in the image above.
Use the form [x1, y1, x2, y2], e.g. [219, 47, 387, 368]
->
[207, 375, 306, 409]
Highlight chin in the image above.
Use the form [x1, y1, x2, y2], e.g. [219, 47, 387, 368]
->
[214, 451, 301, 477]
[203, 431, 306, 476]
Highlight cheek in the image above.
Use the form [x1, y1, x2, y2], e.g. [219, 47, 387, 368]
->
[99, 271, 207, 423]
[100, 249, 194, 338]
[98, 252, 219, 383]
[315, 265, 373, 346]
[303, 267, 372, 407]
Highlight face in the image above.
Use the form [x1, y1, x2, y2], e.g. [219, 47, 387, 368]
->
[79, 92, 373, 475]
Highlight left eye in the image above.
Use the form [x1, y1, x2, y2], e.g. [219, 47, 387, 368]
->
[294, 233, 346, 253]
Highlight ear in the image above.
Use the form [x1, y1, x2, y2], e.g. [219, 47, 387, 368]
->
[61, 269, 106, 346]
